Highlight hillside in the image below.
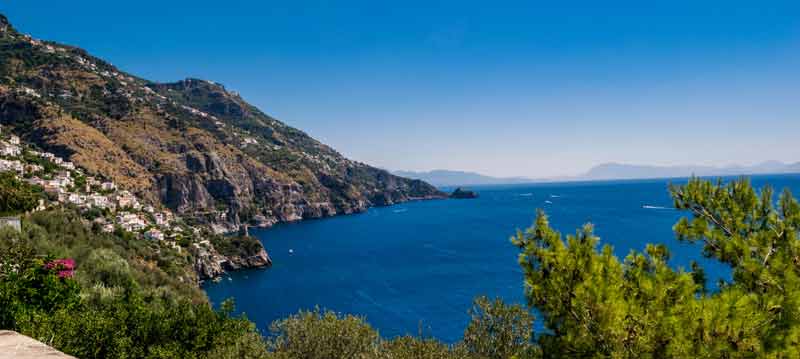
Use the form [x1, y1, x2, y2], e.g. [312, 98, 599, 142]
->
[0, 14, 444, 232]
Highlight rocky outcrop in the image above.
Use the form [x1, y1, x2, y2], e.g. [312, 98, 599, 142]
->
[192, 244, 227, 280]
[450, 187, 479, 199]
[222, 247, 272, 271]
[192, 234, 273, 280]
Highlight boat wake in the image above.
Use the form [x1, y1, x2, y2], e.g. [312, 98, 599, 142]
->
[519, 193, 533, 197]
[642, 205, 671, 210]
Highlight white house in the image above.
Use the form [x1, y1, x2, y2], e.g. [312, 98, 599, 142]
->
[144, 228, 164, 241]
[0, 142, 20, 157]
[117, 212, 146, 232]
[116, 191, 140, 210]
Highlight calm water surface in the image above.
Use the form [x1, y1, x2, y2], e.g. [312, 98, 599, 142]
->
[205, 174, 800, 342]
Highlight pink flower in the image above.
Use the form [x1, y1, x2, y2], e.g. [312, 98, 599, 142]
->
[45, 258, 75, 278]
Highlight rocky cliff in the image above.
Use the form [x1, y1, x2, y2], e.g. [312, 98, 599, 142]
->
[0, 14, 445, 235]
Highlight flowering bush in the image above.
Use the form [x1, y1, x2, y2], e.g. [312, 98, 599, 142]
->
[1, 242, 80, 329]
[44, 258, 75, 278]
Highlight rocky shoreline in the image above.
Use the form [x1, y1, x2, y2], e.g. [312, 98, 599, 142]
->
[195, 194, 446, 282]
[194, 243, 272, 281]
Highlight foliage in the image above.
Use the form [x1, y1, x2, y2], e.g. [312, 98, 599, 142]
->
[264, 300, 535, 358]
[212, 234, 264, 259]
[267, 308, 381, 358]
[0, 237, 80, 329]
[14, 296, 269, 359]
[380, 336, 468, 359]
[0, 213, 271, 358]
[463, 296, 536, 359]
[512, 177, 800, 357]
[21, 149, 59, 174]
[0, 171, 42, 215]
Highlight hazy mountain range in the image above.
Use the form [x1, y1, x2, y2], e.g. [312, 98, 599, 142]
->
[392, 170, 536, 187]
[582, 161, 800, 180]
[396, 161, 800, 187]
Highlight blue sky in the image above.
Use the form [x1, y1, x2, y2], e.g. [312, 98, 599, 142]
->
[2, 1, 799, 177]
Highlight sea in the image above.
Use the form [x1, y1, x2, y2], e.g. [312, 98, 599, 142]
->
[204, 174, 800, 343]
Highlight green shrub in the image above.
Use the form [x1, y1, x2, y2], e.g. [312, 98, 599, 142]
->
[267, 308, 381, 358]
[462, 296, 536, 359]
[0, 237, 80, 329]
[382, 336, 468, 359]
[0, 171, 42, 215]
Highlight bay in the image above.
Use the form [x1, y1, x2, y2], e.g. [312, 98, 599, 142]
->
[205, 174, 800, 342]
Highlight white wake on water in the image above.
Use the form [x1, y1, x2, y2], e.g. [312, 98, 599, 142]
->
[642, 205, 671, 210]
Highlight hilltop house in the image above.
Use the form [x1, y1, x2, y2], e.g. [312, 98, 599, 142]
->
[144, 228, 164, 241]
[116, 191, 140, 209]
[86, 194, 113, 210]
[116, 212, 146, 232]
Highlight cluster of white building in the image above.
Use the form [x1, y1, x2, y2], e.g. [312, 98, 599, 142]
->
[0, 126, 180, 242]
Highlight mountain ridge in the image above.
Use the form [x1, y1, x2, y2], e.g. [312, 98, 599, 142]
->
[396, 160, 800, 188]
[393, 169, 535, 187]
[0, 14, 445, 233]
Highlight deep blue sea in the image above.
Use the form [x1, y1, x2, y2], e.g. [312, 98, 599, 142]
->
[205, 174, 800, 343]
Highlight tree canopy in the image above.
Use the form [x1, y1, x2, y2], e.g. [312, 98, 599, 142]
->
[0, 171, 41, 215]
[512, 177, 800, 357]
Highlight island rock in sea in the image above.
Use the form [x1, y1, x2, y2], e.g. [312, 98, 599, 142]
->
[449, 187, 478, 199]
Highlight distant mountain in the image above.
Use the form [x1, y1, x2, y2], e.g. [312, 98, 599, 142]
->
[393, 170, 535, 187]
[582, 161, 800, 180]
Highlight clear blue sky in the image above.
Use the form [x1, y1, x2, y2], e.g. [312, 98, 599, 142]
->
[2, 1, 799, 177]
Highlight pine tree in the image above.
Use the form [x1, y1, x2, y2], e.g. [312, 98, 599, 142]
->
[512, 177, 800, 357]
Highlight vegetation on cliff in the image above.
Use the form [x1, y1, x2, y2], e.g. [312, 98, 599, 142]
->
[0, 13, 444, 234]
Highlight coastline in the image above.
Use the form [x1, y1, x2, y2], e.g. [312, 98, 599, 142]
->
[197, 194, 448, 282]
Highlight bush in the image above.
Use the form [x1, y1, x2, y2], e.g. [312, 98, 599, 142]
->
[0, 231, 270, 358]
[462, 296, 536, 359]
[0, 171, 42, 215]
[267, 308, 381, 358]
[382, 336, 468, 359]
[78, 248, 136, 290]
[0, 237, 80, 329]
